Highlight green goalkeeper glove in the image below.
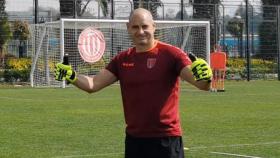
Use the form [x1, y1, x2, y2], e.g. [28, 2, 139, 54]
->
[55, 63, 77, 84]
[191, 58, 212, 82]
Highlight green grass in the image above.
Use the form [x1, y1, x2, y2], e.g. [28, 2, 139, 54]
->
[0, 80, 280, 158]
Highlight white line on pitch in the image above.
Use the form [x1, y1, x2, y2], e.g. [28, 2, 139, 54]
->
[210, 151, 263, 158]
[54, 152, 123, 158]
[188, 141, 280, 150]
[184, 147, 189, 150]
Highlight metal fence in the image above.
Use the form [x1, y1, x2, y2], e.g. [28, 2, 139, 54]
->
[2, 0, 280, 81]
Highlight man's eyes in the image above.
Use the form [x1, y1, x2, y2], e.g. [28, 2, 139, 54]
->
[132, 25, 149, 29]
[142, 25, 149, 29]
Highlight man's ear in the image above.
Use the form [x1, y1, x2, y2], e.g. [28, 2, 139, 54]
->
[126, 22, 129, 30]
[126, 22, 132, 34]
[153, 22, 156, 31]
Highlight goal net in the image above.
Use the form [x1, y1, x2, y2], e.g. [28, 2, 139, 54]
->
[29, 19, 210, 87]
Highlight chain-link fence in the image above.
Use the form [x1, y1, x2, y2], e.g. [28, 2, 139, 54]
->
[1, 0, 280, 83]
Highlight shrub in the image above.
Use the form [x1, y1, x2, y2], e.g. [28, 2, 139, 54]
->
[3, 57, 32, 82]
[0, 69, 4, 82]
[226, 58, 276, 79]
[6, 58, 31, 70]
[226, 58, 246, 79]
[251, 59, 275, 74]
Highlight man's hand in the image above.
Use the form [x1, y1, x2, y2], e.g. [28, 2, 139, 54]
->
[55, 63, 77, 84]
[191, 58, 212, 82]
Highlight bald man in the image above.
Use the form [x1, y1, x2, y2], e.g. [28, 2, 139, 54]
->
[55, 8, 212, 158]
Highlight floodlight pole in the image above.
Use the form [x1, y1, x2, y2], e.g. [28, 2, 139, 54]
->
[34, 0, 38, 24]
[111, 0, 114, 19]
[111, 0, 114, 59]
[181, 0, 184, 20]
[245, 0, 251, 81]
[277, 6, 280, 81]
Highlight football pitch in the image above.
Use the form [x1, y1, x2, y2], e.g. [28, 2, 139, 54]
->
[0, 80, 279, 158]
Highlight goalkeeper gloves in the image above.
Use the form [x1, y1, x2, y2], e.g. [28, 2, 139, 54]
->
[191, 58, 212, 82]
[55, 63, 77, 84]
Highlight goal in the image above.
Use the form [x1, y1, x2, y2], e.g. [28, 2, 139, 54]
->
[29, 19, 210, 87]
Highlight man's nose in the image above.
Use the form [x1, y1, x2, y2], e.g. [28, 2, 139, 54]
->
[137, 27, 145, 34]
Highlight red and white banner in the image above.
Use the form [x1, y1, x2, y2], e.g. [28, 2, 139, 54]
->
[78, 27, 105, 63]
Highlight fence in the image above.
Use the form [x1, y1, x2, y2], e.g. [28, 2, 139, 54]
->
[6, 40, 32, 58]
[1, 0, 280, 83]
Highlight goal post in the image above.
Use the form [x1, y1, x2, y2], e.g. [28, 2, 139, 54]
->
[29, 19, 210, 87]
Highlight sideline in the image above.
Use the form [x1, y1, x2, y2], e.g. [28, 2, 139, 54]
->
[210, 151, 263, 158]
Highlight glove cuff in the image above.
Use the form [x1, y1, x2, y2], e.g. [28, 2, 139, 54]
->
[66, 70, 77, 84]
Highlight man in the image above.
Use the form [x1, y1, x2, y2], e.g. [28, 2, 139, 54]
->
[55, 8, 212, 158]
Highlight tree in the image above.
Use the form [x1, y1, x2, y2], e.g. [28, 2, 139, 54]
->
[76, 0, 110, 17]
[175, 9, 188, 20]
[59, 0, 110, 18]
[133, 0, 162, 19]
[193, 0, 221, 52]
[258, 0, 280, 58]
[226, 16, 244, 57]
[0, 0, 12, 66]
[13, 20, 30, 58]
[59, 0, 75, 18]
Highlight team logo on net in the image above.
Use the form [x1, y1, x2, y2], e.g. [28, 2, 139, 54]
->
[78, 27, 105, 63]
[147, 58, 157, 69]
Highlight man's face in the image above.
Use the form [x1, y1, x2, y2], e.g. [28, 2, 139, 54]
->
[127, 14, 155, 47]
